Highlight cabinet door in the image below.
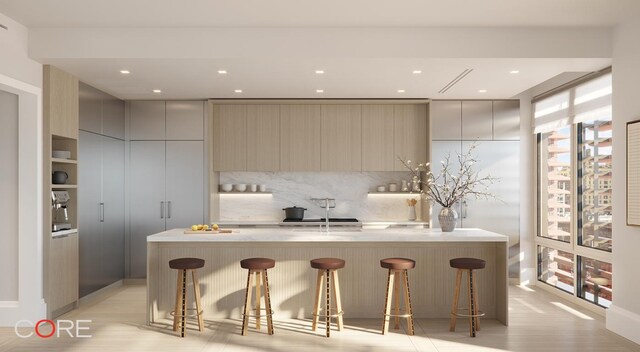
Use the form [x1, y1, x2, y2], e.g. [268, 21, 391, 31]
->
[321, 105, 362, 171]
[430, 141, 463, 228]
[166, 101, 204, 140]
[102, 136, 125, 286]
[102, 95, 125, 139]
[461, 101, 493, 140]
[212, 105, 247, 171]
[246, 105, 280, 171]
[129, 141, 166, 278]
[49, 233, 79, 310]
[430, 101, 461, 140]
[493, 100, 520, 140]
[79, 82, 103, 135]
[78, 131, 103, 297]
[166, 141, 204, 230]
[129, 101, 165, 140]
[46, 66, 79, 139]
[280, 105, 321, 171]
[393, 104, 428, 171]
[361, 105, 394, 171]
[460, 141, 519, 240]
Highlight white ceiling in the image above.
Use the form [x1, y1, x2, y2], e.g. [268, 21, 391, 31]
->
[1, 0, 639, 27]
[0, 1, 627, 99]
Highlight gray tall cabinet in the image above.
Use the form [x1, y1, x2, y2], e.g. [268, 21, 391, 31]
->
[78, 82, 125, 297]
[430, 100, 520, 277]
[128, 101, 205, 278]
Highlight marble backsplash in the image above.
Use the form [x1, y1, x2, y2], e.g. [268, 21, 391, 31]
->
[217, 172, 426, 221]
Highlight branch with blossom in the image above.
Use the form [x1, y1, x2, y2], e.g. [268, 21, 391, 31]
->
[399, 143, 500, 208]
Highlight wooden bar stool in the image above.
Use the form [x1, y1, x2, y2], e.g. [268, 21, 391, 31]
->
[310, 258, 345, 337]
[240, 257, 275, 336]
[169, 257, 205, 337]
[380, 258, 415, 335]
[449, 257, 486, 337]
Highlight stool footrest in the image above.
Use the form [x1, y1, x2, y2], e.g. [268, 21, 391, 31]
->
[452, 307, 485, 318]
[171, 308, 203, 319]
[383, 312, 413, 318]
[242, 308, 274, 319]
[312, 310, 344, 319]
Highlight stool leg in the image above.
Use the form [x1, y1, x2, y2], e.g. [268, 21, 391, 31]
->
[325, 269, 331, 337]
[331, 269, 344, 331]
[255, 271, 262, 330]
[173, 270, 184, 332]
[394, 270, 401, 330]
[468, 270, 476, 337]
[312, 270, 323, 331]
[382, 269, 395, 335]
[241, 270, 254, 336]
[449, 269, 462, 332]
[472, 270, 480, 331]
[262, 269, 274, 335]
[402, 269, 415, 336]
[180, 269, 187, 338]
[191, 270, 204, 331]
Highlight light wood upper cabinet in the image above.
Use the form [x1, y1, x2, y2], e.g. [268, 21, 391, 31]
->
[362, 105, 395, 171]
[44, 65, 79, 139]
[129, 101, 166, 140]
[247, 105, 280, 171]
[461, 101, 493, 140]
[393, 104, 428, 171]
[321, 105, 362, 171]
[212, 104, 247, 171]
[166, 101, 204, 140]
[280, 105, 321, 171]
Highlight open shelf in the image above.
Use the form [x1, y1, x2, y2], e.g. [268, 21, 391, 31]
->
[51, 184, 78, 189]
[219, 191, 272, 195]
[368, 192, 421, 195]
[51, 158, 78, 164]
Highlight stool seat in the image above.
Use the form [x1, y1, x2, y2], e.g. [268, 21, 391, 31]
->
[311, 258, 346, 270]
[241, 257, 275, 270]
[169, 257, 205, 270]
[450, 257, 486, 270]
[380, 258, 415, 270]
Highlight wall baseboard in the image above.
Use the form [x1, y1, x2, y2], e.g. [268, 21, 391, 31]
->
[79, 280, 124, 308]
[607, 304, 640, 345]
[123, 278, 146, 285]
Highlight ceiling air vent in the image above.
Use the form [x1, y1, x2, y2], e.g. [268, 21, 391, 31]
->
[0, 23, 7, 30]
[438, 69, 473, 94]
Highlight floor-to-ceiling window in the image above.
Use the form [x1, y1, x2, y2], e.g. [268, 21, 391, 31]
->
[535, 70, 613, 308]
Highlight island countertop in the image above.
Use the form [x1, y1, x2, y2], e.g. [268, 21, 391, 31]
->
[147, 227, 508, 243]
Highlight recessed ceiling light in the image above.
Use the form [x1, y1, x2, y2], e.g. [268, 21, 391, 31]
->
[234, 89, 243, 93]
[316, 89, 324, 93]
[510, 70, 520, 74]
[120, 70, 130, 75]
[478, 89, 487, 93]
[412, 70, 422, 74]
[152, 89, 162, 93]
[315, 70, 325, 74]
[397, 89, 405, 93]
[217, 70, 228, 74]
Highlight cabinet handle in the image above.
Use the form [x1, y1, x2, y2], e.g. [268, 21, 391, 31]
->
[160, 201, 164, 219]
[167, 201, 172, 219]
[100, 203, 105, 222]
[462, 200, 468, 219]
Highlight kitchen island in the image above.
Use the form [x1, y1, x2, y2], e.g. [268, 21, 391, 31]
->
[147, 227, 508, 325]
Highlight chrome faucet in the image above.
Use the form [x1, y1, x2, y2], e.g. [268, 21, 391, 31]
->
[311, 197, 336, 232]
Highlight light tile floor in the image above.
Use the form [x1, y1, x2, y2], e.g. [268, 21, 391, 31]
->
[1, 284, 638, 352]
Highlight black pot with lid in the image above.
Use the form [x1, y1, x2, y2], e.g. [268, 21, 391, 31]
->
[282, 206, 307, 220]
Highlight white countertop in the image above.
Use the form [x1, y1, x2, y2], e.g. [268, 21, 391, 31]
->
[148, 227, 507, 243]
[214, 220, 429, 227]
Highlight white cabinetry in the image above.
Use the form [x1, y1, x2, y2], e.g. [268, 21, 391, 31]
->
[492, 100, 520, 140]
[129, 101, 166, 140]
[462, 101, 493, 140]
[129, 141, 204, 278]
[166, 101, 204, 140]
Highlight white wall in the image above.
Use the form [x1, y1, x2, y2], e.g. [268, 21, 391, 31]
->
[0, 11, 45, 326]
[607, 16, 640, 344]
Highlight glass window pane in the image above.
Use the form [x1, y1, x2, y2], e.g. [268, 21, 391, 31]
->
[578, 117, 612, 252]
[538, 126, 572, 242]
[538, 245, 575, 294]
[579, 256, 612, 308]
